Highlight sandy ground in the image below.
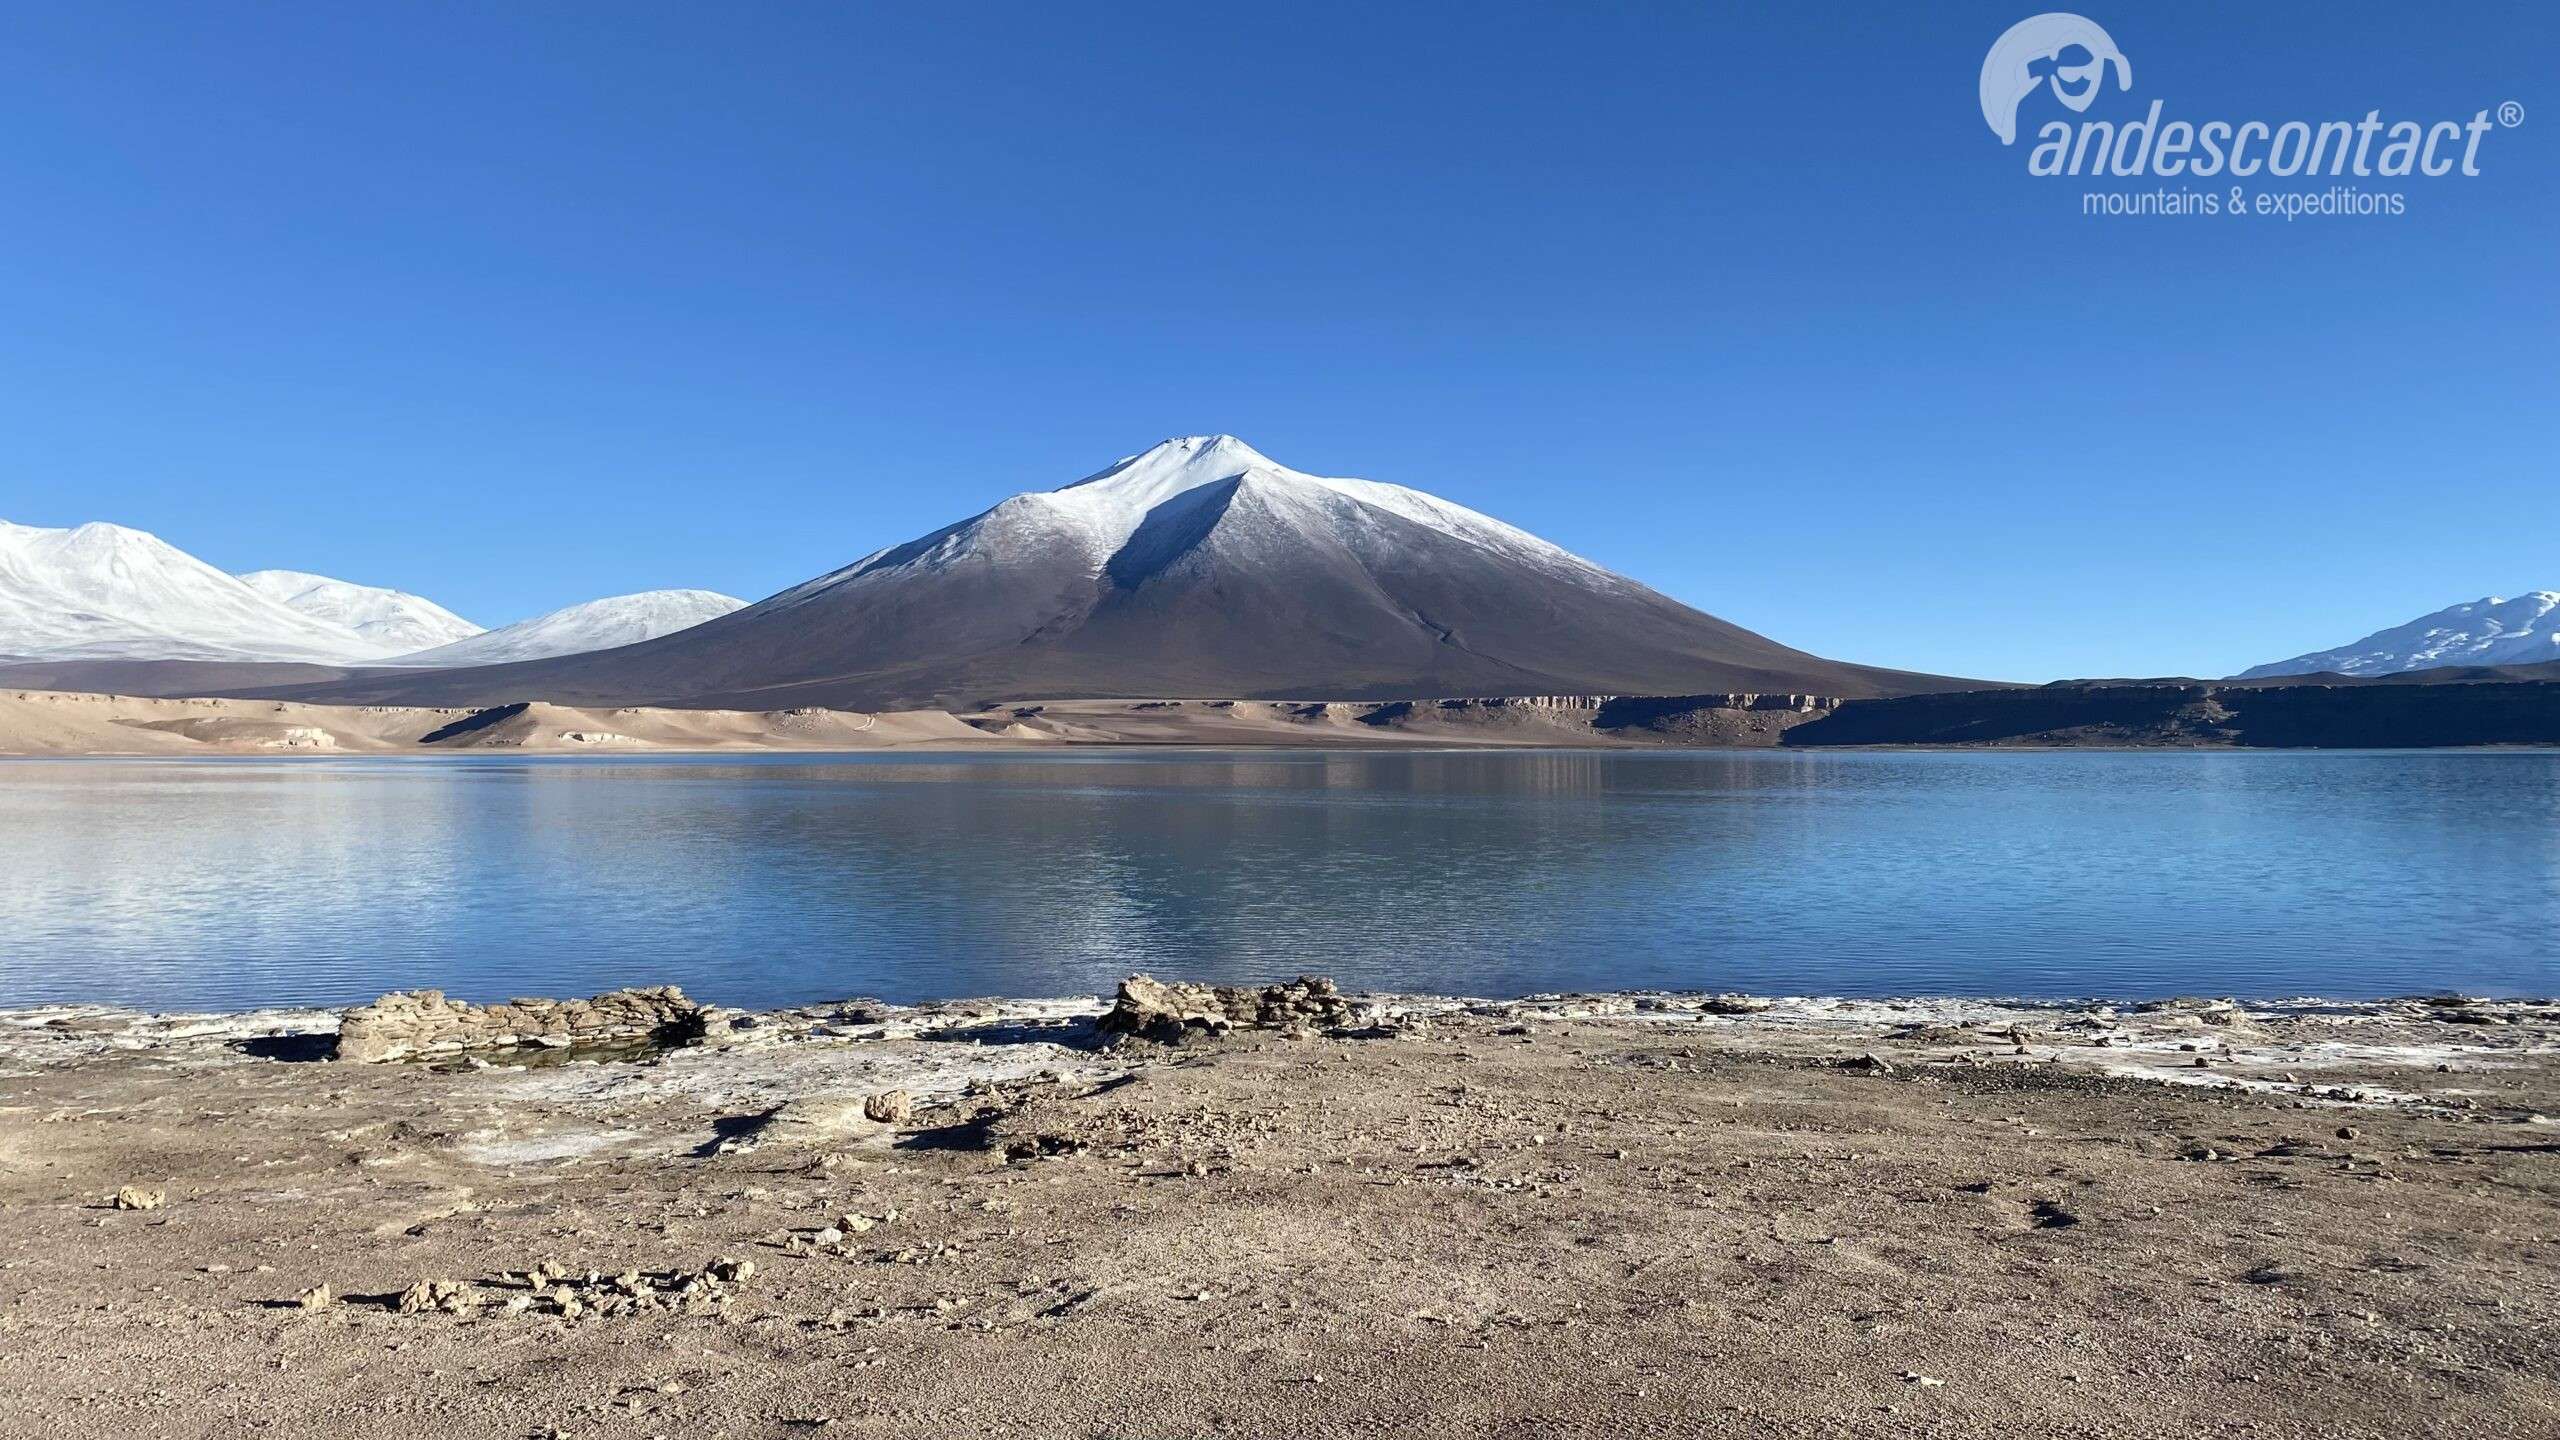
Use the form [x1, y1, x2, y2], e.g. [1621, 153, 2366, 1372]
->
[0, 690, 1820, 756]
[0, 690, 1020, 755]
[1, 989, 2554, 1439]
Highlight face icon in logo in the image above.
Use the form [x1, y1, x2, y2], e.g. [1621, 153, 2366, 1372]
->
[1980, 13, 2131, 144]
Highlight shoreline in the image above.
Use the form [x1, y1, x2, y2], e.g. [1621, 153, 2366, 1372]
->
[9, 984, 2555, 1111]
[14, 742, 2560, 762]
[12, 981, 2559, 1020]
[3, 980, 2554, 1436]
[10, 683, 2560, 756]
[10, 987, 2557, 1119]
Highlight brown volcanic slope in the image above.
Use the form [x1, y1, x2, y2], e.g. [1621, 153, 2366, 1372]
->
[265, 437, 1970, 711]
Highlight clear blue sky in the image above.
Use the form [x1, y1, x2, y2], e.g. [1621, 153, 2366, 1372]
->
[1, 2, 2550, 681]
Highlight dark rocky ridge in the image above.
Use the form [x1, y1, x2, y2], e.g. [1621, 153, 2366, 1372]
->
[1269, 683, 2560, 748]
[1778, 679, 2560, 748]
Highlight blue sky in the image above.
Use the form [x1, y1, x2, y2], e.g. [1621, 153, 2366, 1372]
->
[1, 2, 2549, 681]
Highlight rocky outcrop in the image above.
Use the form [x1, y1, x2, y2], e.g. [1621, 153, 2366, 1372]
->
[335, 986, 706, 1063]
[1588, 693, 1843, 743]
[733, 1091, 916, 1150]
[1095, 974, 1356, 1042]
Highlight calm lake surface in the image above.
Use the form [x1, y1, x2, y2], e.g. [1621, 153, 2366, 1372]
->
[3, 749, 2554, 1011]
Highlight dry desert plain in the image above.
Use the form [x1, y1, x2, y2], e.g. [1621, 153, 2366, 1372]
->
[0, 983, 2555, 1438]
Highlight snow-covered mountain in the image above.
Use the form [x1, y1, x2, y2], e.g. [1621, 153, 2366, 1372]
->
[0, 520, 397, 663]
[281, 435, 1953, 709]
[2240, 592, 2560, 679]
[0, 517, 735, 673]
[380, 590, 747, 667]
[238, 569, 483, 655]
[767, 433, 1626, 608]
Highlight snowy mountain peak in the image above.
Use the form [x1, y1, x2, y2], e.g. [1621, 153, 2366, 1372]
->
[0, 517, 734, 670]
[1067, 435, 1607, 579]
[0, 517, 396, 663]
[238, 569, 484, 655]
[1077, 434, 1277, 483]
[775, 434, 1611, 613]
[41, 520, 189, 565]
[1059, 435, 1286, 520]
[1134, 433, 1271, 462]
[2240, 591, 2560, 678]
[61, 520, 147, 542]
[383, 589, 747, 668]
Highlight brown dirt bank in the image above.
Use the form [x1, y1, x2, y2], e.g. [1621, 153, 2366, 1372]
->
[2, 989, 2554, 1438]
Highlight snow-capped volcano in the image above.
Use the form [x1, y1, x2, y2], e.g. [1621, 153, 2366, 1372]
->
[282, 435, 1953, 709]
[768, 434, 1619, 609]
[0, 520, 397, 663]
[2240, 592, 2560, 679]
[238, 569, 483, 654]
[380, 590, 746, 667]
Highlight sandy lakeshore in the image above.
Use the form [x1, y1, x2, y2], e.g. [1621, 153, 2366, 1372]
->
[1, 987, 2555, 1439]
[0, 690, 1020, 755]
[0, 689, 1791, 755]
[11, 686, 2560, 756]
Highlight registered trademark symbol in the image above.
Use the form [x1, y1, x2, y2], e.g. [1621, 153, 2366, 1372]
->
[2497, 100, 2525, 128]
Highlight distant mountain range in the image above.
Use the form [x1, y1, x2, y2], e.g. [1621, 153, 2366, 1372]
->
[0, 520, 397, 664]
[238, 569, 484, 655]
[380, 590, 745, 668]
[269, 435, 1958, 709]
[2239, 592, 2560, 679]
[0, 518, 736, 668]
[15, 443, 2556, 717]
